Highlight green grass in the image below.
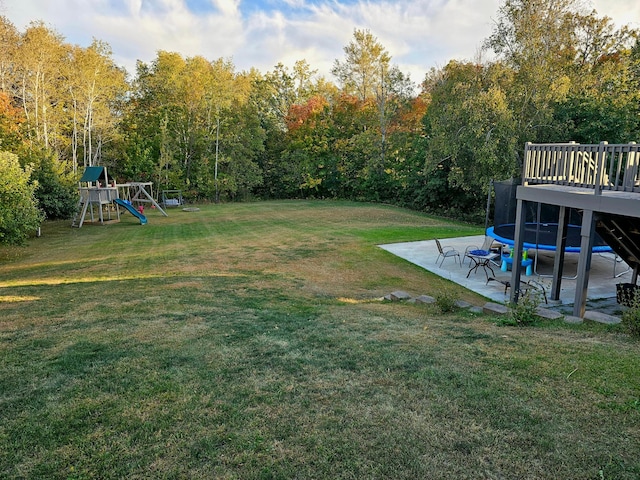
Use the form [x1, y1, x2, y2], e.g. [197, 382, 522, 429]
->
[1, 200, 639, 479]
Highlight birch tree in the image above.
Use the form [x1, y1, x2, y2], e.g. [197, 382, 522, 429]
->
[14, 22, 68, 150]
[128, 52, 263, 199]
[0, 17, 18, 92]
[68, 40, 127, 171]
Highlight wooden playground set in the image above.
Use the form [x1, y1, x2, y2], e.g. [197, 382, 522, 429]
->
[71, 166, 183, 228]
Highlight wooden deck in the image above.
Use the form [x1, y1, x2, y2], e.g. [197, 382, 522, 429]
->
[517, 183, 640, 218]
[511, 142, 640, 317]
[523, 141, 640, 193]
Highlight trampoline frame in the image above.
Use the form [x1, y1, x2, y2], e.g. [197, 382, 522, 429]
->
[486, 223, 612, 253]
[487, 223, 612, 278]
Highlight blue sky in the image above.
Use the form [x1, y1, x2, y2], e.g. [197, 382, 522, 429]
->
[4, 0, 639, 84]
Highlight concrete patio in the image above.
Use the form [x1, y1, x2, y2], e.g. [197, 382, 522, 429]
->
[379, 235, 633, 312]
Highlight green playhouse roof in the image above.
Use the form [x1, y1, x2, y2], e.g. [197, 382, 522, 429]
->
[80, 166, 106, 182]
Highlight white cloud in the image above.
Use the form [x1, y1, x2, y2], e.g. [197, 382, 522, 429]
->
[283, 0, 497, 83]
[2, 0, 639, 84]
[591, 0, 640, 29]
[213, 0, 240, 16]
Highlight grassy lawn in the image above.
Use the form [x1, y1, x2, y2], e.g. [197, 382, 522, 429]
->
[1, 200, 638, 479]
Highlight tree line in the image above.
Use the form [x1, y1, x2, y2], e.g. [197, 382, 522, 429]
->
[1, 0, 639, 243]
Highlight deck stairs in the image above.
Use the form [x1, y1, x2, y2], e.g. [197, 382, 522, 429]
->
[595, 214, 640, 274]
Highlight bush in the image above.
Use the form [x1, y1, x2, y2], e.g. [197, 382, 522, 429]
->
[28, 152, 78, 220]
[508, 288, 541, 326]
[0, 151, 44, 244]
[435, 292, 459, 313]
[621, 290, 640, 338]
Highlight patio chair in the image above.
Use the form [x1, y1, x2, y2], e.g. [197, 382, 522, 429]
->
[435, 238, 461, 267]
[463, 236, 502, 266]
[486, 277, 548, 304]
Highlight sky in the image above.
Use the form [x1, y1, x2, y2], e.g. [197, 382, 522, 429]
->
[3, 0, 640, 84]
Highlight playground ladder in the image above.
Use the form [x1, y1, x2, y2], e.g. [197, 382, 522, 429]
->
[71, 199, 90, 228]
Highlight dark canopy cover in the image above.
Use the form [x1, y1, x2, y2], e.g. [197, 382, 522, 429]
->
[80, 166, 106, 183]
[490, 179, 609, 251]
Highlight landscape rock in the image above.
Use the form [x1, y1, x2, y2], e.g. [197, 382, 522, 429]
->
[455, 300, 472, 309]
[390, 290, 412, 301]
[384, 291, 412, 302]
[415, 295, 436, 304]
[583, 310, 621, 325]
[563, 315, 584, 325]
[483, 302, 509, 316]
[535, 307, 563, 320]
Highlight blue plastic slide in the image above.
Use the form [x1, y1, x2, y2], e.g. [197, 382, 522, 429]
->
[114, 198, 148, 225]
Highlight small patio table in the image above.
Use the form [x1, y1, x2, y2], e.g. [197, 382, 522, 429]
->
[466, 250, 499, 279]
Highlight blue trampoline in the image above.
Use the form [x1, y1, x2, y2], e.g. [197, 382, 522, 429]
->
[487, 223, 611, 253]
[487, 180, 611, 254]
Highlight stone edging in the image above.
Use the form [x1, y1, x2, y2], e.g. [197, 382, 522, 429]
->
[383, 291, 622, 325]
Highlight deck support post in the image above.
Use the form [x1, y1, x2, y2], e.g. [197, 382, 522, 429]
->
[573, 210, 596, 317]
[509, 197, 527, 304]
[551, 206, 569, 301]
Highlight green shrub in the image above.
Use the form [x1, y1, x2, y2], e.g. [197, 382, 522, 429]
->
[435, 292, 459, 313]
[29, 153, 78, 220]
[0, 151, 44, 244]
[508, 288, 541, 326]
[621, 291, 640, 338]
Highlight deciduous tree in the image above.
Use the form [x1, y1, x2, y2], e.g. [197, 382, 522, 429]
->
[331, 29, 415, 199]
[126, 52, 264, 201]
[68, 40, 128, 172]
[332, 29, 391, 102]
[14, 22, 68, 151]
[0, 91, 24, 152]
[485, 0, 638, 144]
[0, 16, 18, 92]
[413, 61, 517, 217]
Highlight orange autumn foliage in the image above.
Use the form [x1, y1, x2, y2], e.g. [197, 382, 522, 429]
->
[0, 92, 26, 150]
[0, 91, 24, 132]
[285, 95, 329, 131]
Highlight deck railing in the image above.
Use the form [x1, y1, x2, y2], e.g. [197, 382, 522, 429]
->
[522, 141, 640, 194]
